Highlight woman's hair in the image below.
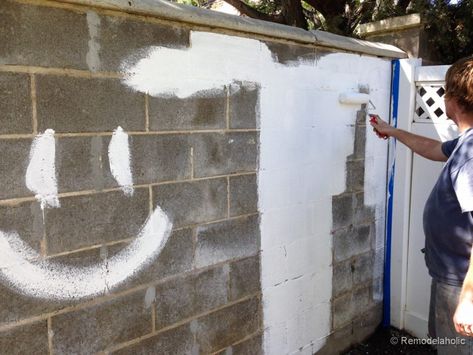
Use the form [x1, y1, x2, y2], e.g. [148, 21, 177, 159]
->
[445, 56, 473, 113]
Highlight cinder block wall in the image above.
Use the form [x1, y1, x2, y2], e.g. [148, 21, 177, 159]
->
[0, 1, 261, 353]
[0, 0, 399, 353]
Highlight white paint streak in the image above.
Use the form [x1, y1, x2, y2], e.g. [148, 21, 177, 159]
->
[25, 129, 59, 210]
[0, 206, 172, 300]
[86, 11, 101, 72]
[108, 126, 134, 196]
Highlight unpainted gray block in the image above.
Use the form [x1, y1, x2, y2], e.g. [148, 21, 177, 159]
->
[195, 215, 260, 268]
[0, 320, 49, 355]
[155, 266, 229, 329]
[228, 82, 260, 129]
[127, 134, 192, 185]
[346, 159, 365, 192]
[332, 258, 353, 298]
[44, 189, 149, 254]
[192, 132, 258, 178]
[0, 201, 44, 255]
[51, 290, 151, 354]
[149, 90, 226, 131]
[352, 251, 375, 285]
[229, 255, 261, 301]
[332, 193, 354, 230]
[36, 75, 145, 133]
[0, 1, 89, 69]
[0, 72, 32, 134]
[229, 174, 258, 217]
[0, 139, 33, 200]
[98, 14, 190, 72]
[193, 297, 260, 354]
[153, 178, 227, 228]
[216, 333, 263, 355]
[333, 224, 372, 262]
[353, 304, 383, 343]
[111, 324, 194, 355]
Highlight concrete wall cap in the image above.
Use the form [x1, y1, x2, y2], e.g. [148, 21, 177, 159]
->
[55, 0, 406, 58]
[357, 13, 422, 36]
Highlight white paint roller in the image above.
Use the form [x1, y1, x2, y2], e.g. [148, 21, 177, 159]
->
[338, 92, 370, 105]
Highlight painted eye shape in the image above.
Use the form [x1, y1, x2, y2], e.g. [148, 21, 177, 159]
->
[0, 127, 172, 301]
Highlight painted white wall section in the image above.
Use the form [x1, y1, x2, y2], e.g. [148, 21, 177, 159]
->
[109, 126, 134, 196]
[120, 31, 391, 354]
[25, 129, 60, 210]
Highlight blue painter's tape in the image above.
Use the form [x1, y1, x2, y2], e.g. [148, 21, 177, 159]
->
[383, 59, 400, 327]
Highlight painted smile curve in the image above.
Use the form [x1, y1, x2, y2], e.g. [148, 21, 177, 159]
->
[0, 127, 173, 300]
[0, 205, 172, 300]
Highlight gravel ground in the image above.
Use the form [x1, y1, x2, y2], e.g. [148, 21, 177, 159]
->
[343, 326, 437, 354]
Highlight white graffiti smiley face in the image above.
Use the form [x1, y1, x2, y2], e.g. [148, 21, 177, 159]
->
[0, 127, 173, 300]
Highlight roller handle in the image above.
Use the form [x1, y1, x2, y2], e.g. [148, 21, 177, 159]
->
[369, 114, 388, 140]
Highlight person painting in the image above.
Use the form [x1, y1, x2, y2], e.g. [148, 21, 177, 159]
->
[371, 56, 473, 354]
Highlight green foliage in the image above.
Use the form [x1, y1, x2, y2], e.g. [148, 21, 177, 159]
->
[422, 0, 473, 63]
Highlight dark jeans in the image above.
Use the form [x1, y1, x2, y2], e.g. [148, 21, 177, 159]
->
[429, 279, 473, 354]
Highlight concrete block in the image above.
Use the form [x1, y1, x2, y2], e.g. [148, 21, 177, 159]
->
[352, 251, 375, 285]
[346, 159, 365, 192]
[51, 290, 151, 354]
[264, 41, 319, 64]
[112, 324, 194, 355]
[0, 139, 33, 200]
[155, 266, 229, 329]
[56, 136, 105, 193]
[195, 215, 260, 268]
[332, 259, 353, 298]
[45, 189, 149, 254]
[332, 193, 354, 230]
[192, 132, 258, 178]
[49, 228, 192, 292]
[123, 134, 191, 185]
[148, 89, 226, 131]
[232, 334, 263, 355]
[193, 297, 261, 353]
[353, 304, 383, 343]
[332, 292, 352, 329]
[333, 224, 371, 262]
[36, 75, 145, 133]
[153, 178, 227, 228]
[229, 82, 260, 129]
[98, 15, 190, 72]
[0, 72, 32, 134]
[352, 285, 372, 319]
[229, 255, 261, 301]
[315, 324, 354, 355]
[0, 201, 44, 256]
[0, 320, 49, 355]
[354, 191, 376, 225]
[0, 282, 73, 326]
[217, 333, 263, 355]
[353, 124, 367, 159]
[133, 228, 193, 285]
[356, 110, 368, 125]
[229, 174, 258, 217]
[0, 1, 88, 69]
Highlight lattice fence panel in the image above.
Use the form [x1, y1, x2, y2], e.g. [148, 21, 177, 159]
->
[414, 84, 447, 122]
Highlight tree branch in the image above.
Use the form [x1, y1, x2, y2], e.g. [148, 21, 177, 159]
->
[222, 0, 285, 23]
